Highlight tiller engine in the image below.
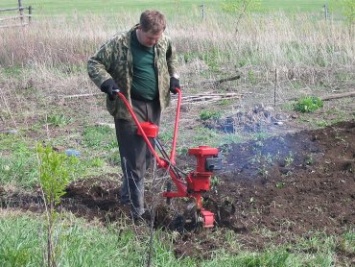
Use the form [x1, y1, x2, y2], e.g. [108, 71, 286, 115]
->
[115, 89, 222, 228]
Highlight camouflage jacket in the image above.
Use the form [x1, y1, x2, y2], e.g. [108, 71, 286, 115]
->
[87, 24, 179, 120]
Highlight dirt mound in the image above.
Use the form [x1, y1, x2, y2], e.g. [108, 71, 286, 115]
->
[2, 120, 355, 262]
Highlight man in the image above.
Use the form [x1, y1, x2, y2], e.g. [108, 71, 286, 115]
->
[87, 10, 180, 221]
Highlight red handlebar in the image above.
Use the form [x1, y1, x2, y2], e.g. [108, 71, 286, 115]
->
[170, 88, 182, 165]
[115, 89, 182, 167]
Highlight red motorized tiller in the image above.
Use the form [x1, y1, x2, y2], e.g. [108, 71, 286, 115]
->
[115, 88, 222, 228]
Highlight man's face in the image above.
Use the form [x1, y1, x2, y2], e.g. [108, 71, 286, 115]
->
[137, 28, 163, 47]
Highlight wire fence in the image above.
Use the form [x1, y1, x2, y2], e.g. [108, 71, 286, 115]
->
[0, 0, 32, 28]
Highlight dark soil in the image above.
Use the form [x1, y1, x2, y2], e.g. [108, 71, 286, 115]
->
[2, 120, 355, 263]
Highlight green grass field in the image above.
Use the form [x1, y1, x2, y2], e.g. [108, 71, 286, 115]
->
[0, 0, 339, 16]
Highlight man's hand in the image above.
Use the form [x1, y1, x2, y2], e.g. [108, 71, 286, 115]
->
[169, 77, 180, 94]
[100, 79, 119, 100]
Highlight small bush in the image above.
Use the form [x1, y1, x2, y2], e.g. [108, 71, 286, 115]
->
[294, 96, 323, 113]
[200, 110, 222, 121]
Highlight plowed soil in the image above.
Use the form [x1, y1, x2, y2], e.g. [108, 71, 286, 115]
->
[2, 120, 355, 263]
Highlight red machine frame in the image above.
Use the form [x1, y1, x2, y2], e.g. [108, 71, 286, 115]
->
[116, 89, 220, 228]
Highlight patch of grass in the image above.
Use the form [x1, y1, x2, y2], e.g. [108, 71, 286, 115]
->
[192, 127, 220, 145]
[158, 130, 174, 144]
[276, 181, 285, 189]
[294, 96, 323, 113]
[82, 125, 116, 149]
[0, 212, 345, 267]
[304, 154, 314, 166]
[45, 114, 73, 127]
[0, 134, 95, 188]
[199, 110, 222, 121]
[88, 157, 105, 168]
[201, 47, 221, 72]
[0, 214, 145, 266]
[314, 119, 329, 127]
[341, 229, 355, 253]
[284, 152, 294, 166]
[105, 148, 121, 166]
[218, 99, 234, 106]
[0, 135, 38, 188]
[294, 232, 337, 263]
[218, 133, 242, 146]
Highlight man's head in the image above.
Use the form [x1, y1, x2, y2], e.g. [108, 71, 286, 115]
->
[137, 10, 166, 47]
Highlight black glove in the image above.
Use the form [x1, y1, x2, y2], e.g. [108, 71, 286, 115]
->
[169, 77, 180, 94]
[100, 79, 119, 100]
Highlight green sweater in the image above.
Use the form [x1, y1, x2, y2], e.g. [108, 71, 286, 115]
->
[130, 30, 158, 101]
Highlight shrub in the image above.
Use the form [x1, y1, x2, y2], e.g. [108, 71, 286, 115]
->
[294, 96, 323, 113]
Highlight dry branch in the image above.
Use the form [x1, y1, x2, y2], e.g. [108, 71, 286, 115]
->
[0, 23, 28, 28]
[288, 91, 355, 102]
[58, 92, 242, 105]
[95, 122, 115, 129]
[172, 92, 242, 104]
[201, 74, 241, 87]
[59, 92, 101, 99]
[0, 16, 27, 21]
[321, 91, 355, 101]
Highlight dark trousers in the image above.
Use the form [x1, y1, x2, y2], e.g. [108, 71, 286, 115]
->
[114, 98, 161, 217]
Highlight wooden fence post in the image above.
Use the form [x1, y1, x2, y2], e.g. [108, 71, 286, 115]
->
[18, 0, 24, 25]
[200, 4, 205, 20]
[29, 6, 32, 24]
[323, 4, 329, 21]
[0, 0, 31, 28]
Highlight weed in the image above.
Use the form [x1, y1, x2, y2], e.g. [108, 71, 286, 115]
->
[199, 110, 222, 121]
[176, 146, 189, 155]
[284, 152, 294, 167]
[158, 130, 173, 144]
[341, 230, 355, 253]
[294, 96, 323, 113]
[45, 114, 73, 126]
[106, 149, 121, 166]
[247, 69, 257, 84]
[253, 152, 273, 177]
[218, 99, 234, 106]
[0, 137, 38, 187]
[88, 157, 105, 168]
[257, 166, 269, 177]
[202, 47, 220, 71]
[275, 181, 285, 189]
[304, 154, 314, 166]
[253, 132, 269, 141]
[315, 120, 329, 127]
[191, 127, 220, 148]
[210, 175, 219, 192]
[219, 133, 242, 145]
[83, 125, 116, 149]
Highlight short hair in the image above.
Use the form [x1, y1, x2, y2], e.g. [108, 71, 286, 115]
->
[139, 10, 166, 34]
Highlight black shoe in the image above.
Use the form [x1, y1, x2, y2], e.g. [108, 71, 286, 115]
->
[120, 198, 130, 205]
[133, 210, 152, 225]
